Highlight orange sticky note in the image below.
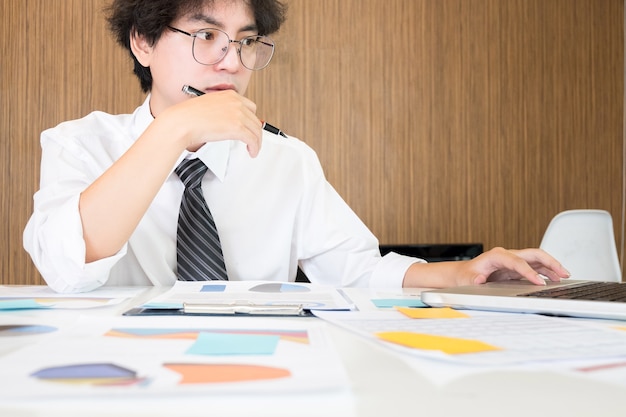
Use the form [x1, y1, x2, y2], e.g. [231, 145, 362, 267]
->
[396, 306, 469, 319]
[376, 331, 501, 354]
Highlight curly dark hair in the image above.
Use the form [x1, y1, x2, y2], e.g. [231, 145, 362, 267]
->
[105, 0, 287, 92]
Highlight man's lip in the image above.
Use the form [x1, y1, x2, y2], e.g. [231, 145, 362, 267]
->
[205, 84, 236, 92]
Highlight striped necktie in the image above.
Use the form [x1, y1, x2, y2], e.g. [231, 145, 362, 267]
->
[175, 158, 228, 281]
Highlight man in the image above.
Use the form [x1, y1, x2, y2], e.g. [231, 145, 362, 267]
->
[23, 0, 569, 293]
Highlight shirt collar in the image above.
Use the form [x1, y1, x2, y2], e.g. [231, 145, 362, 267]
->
[184, 141, 232, 182]
[132, 95, 154, 139]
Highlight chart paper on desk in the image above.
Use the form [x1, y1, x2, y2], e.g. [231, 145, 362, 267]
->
[314, 309, 626, 366]
[141, 280, 354, 311]
[0, 286, 145, 310]
[0, 315, 350, 400]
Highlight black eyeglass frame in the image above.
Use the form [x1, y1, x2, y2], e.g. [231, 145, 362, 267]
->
[167, 26, 275, 70]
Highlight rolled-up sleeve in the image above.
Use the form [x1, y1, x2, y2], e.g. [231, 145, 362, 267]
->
[24, 192, 127, 293]
[23, 127, 126, 293]
[370, 251, 426, 288]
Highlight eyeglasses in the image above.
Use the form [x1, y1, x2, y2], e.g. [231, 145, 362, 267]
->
[168, 26, 275, 70]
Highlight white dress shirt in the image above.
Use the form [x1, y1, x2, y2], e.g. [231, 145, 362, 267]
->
[24, 96, 422, 293]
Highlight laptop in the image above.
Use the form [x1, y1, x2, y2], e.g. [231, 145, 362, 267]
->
[420, 279, 626, 321]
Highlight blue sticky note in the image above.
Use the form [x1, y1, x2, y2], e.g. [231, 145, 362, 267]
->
[371, 298, 428, 308]
[186, 332, 280, 356]
[200, 284, 227, 292]
[0, 299, 48, 311]
[141, 302, 183, 309]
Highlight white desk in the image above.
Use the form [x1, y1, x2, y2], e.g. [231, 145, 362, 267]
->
[1, 286, 626, 417]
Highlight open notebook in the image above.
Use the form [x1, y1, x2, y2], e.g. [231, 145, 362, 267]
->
[421, 279, 626, 321]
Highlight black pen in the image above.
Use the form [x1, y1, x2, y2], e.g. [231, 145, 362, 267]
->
[181, 85, 287, 138]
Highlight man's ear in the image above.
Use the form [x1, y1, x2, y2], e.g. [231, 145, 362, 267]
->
[129, 30, 153, 67]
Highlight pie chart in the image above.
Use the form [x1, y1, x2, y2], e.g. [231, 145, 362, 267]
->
[164, 363, 291, 384]
[248, 283, 310, 293]
[0, 324, 57, 336]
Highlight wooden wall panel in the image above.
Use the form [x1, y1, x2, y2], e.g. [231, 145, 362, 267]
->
[1, 0, 623, 285]
[250, 0, 624, 263]
[1, 0, 144, 285]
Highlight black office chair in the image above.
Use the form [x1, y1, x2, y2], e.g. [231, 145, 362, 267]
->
[296, 243, 483, 283]
[379, 243, 483, 262]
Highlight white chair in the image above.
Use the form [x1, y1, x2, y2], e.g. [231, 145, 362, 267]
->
[540, 209, 622, 282]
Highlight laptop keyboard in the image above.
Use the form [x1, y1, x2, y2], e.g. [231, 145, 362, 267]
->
[518, 281, 626, 302]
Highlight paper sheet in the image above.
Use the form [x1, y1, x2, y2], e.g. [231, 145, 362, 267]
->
[0, 315, 350, 399]
[0, 286, 145, 310]
[314, 309, 626, 366]
[142, 280, 355, 311]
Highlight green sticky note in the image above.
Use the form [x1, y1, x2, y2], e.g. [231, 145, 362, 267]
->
[0, 299, 48, 310]
[186, 332, 280, 356]
[371, 298, 428, 308]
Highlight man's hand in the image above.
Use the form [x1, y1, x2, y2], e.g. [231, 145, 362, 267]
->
[403, 247, 570, 288]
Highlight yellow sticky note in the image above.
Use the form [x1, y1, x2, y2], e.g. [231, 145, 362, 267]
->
[396, 306, 469, 319]
[614, 326, 626, 332]
[376, 331, 501, 354]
